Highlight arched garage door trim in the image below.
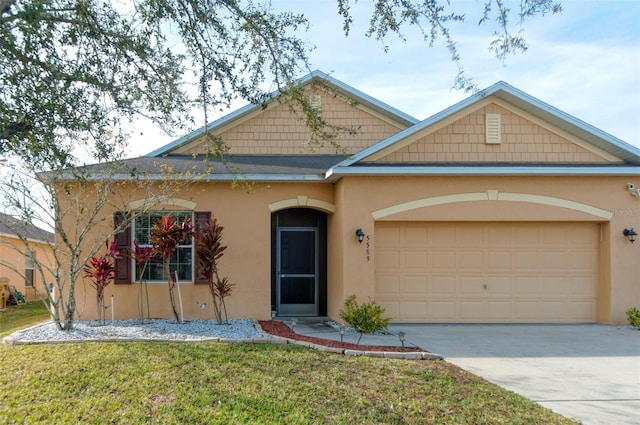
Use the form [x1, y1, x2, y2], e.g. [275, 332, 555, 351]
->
[371, 190, 613, 220]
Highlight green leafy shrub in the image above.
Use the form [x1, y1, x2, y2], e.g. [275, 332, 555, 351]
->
[339, 295, 391, 344]
[626, 307, 640, 329]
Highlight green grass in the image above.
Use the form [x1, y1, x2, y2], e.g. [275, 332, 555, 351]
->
[0, 306, 578, 424]
[0, 301, 50, 337]
[1, 345, 578, 424]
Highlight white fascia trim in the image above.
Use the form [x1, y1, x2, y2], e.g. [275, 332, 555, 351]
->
[329, 166, 640, 177]
[309, 71, 419, 126]
[494, 83, 640, 161]
[93, 173, 329, 182]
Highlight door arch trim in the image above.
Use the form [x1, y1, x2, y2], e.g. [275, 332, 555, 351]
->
[269, 197, 335, 213]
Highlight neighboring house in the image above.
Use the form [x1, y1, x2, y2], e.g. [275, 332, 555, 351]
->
[73, 70, 639, 324]
[0, 213, 55, 302]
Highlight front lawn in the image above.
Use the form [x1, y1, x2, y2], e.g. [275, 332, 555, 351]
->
[1, 342, 577, 424]
[0, 301, 50, 337]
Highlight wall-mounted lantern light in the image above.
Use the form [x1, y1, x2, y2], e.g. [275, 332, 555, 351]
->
[355, 228, 365, 244]
[623, 228, 637, 243]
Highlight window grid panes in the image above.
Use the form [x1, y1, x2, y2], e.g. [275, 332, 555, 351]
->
[133, 211, 193, 282]
[25, 254, 34, 287]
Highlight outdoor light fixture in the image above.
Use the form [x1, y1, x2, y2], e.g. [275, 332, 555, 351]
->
[398, 331, 406, 348]
[355, 228, 365, 244]
[339, 326, 345, 343]
[623, 228, 637, 243]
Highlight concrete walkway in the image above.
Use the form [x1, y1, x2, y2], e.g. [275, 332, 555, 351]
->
[388, 324, 640, 425]
[292, 320, 640, 424]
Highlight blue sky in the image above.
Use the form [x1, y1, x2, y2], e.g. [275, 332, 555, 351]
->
[131, 0, 640, 156]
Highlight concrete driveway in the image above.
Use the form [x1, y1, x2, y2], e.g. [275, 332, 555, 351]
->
[388, 324, 640, 425]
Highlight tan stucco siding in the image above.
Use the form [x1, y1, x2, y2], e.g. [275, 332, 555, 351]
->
[371, 103, 615, 164]
[68, 181, 335, 322]
[177, 89, 406, 156]
[61, 174, 639, 325]
[0, 237, 54, 303]
[330, 176, 639, 325]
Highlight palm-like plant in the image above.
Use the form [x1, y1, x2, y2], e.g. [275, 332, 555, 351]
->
[197, 218, 233, 324]
[213, 276, 234, 324]
[83, 241, 120, 324]
[149, 216, 193, 323]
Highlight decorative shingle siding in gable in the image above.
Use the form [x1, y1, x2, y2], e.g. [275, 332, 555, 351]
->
[370, 104, 614, 164]
[179, 89, 405, 156]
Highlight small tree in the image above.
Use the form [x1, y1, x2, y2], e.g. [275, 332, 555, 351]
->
[149, 215, 194, 323]
[339, 295, 391, 345]
[197, 218, 234, 324]
[82, 241, 120, 325]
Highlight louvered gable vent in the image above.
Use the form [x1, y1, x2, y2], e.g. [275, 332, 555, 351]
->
[485, 113, 501, 144]
[309, 94, 321, 111]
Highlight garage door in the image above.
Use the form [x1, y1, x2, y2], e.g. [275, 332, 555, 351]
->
[375, 222, 599, 323]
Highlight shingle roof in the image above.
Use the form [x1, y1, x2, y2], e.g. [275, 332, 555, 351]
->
[70, 155, 345, 182]
[0, 213, 54, 243]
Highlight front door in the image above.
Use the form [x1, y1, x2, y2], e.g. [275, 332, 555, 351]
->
[277, 228, 318, 316]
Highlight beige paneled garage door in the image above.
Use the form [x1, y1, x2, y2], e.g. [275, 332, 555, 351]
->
[375, 222, 599, 323]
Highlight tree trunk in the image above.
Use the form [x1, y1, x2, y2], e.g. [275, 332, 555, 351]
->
[165, 262, 180, 322]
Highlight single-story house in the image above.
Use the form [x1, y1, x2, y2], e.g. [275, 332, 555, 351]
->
[70, 70, 639, 324]
[0, 212, 55, 303]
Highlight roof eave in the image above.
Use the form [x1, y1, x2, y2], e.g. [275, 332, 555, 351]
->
[329, 165, 640, 177]
[79, 173, 329, 183]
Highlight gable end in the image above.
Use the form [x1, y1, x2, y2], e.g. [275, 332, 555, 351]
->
[367, 99, 623, 165]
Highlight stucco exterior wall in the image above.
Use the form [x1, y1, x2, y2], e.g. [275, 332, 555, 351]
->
[68, 181, 336, 322]
[0, 237, 54, 303]
[330, 175, 639, 324]
[63, 173, 639, 325]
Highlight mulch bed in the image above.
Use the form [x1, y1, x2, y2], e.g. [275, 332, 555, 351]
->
[258, 320, 420, 353]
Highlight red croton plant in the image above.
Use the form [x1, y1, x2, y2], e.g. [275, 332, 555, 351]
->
[83, 241, 121, 324]
[149, 215, 194, 323]
[132, 241, 153, 322]
[197, 218, 234, 324]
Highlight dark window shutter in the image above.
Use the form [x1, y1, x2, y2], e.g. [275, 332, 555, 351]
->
[194, 211, 211, 285]
[114, 212, 131, 284]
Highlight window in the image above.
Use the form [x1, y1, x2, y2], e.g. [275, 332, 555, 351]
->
[25, 254, 34, 287]
[133, 211, 194, 282]
[114, 210, 209, 285]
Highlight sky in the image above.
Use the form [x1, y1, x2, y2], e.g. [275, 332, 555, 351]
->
[128, 0, 640, 157]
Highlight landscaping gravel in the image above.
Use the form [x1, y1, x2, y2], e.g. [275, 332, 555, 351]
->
[9, 319, 267, 343]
